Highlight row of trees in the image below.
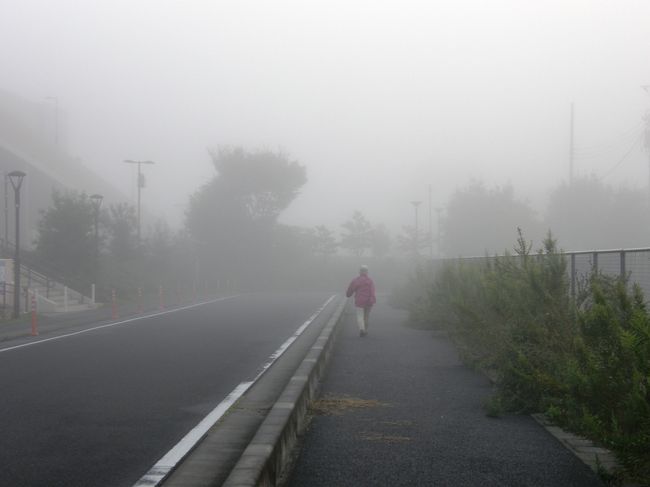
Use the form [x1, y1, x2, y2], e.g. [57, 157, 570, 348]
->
[33, 145, 648, 295]
[183, 147, 402, 289]
[29, 147, 406, 297]
[27, 190, 183, 298]
[439, 177, 650, 257]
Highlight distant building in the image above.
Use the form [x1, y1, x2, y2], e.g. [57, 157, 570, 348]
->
[0, 89, 126, 249]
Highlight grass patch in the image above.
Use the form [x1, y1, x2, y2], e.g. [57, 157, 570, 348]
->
[483, 394, 505, 418]
[310, 393, 387, 416]
[359, 432, 411, 443]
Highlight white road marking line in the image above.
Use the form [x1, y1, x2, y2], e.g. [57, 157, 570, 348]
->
[251, 295, 335, 382]
[0, 295, 240, 354]
[132, 294, 337, 487]
[134, 381, 253, 487]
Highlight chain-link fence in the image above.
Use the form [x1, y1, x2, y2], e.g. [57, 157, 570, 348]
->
[568, 247, 650, 298]
[430, 247, 650, 300]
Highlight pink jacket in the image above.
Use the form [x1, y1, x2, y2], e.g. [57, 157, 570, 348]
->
[346, 275, 376, 308]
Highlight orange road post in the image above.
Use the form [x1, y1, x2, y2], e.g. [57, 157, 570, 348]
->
[112, 289, 118, 320]
[30, 290, 38, 336]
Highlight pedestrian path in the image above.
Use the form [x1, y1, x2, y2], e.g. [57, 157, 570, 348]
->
[285, 301, 603, 487]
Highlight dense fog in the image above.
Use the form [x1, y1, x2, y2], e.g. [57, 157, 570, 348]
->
[2, 1, 650, 290]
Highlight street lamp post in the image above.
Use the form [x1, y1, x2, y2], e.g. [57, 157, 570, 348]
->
[428, 185, 433, 259]
[8, 171, 25, 319]
[90, 193, 103, 298]
[435, 207, 444, 257]
[123, 159, 155, 244]
[410, 200, 421, 257]
[3, 172, 8, 253]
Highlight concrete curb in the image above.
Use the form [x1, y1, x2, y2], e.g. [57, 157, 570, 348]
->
[449, 339, 632, 484]
[530, 414, 629, 482]
[222, 298, 348, 487]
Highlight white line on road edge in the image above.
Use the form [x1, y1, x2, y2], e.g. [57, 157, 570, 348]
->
[134, 381, 253, 486]
[0, 296, 241, 354]
[132, 294, 337, 487]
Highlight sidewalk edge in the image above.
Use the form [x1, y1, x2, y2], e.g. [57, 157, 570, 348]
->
[530, 413, 642, 486]
[222, 298, 348, 487]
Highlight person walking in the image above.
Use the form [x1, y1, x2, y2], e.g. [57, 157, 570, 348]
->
[346, 265, 376, 337]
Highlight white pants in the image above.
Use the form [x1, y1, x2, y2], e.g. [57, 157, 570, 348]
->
[356, 307, 370, 331]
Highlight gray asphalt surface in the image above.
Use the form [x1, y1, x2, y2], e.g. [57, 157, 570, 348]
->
[0, 290, 193, 344]
[0, 292, 332, 487]
[286, 301, 603, 487]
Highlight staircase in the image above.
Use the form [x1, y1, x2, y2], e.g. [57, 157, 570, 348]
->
[21, 265, 99, 313]
[1, 240, 99, 314]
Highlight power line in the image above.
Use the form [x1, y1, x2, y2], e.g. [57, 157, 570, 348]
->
[573, 122, 644, 158]
[597, 133, 643, 181]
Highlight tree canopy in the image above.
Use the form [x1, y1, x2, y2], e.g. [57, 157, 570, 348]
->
[107, 202, 137, 260]
[340, 211, 373, 258]
[442, 182, 542, 257]
[34, 190, 95, 281]
[185, 146, 307, 284]
[311, 225, 338, 262]
[546, 176, 649, 250]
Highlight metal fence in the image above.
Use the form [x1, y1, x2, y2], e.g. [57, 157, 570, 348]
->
[429, 247, 650, 301]
[567, 247, 650, 299]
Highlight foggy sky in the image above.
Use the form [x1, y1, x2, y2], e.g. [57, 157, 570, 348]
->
[1, 0, 650, 234]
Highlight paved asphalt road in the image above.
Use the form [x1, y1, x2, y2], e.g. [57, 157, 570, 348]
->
[286, 301, 603, 487]
[0, 292, 332, 487]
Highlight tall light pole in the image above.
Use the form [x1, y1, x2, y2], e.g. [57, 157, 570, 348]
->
[123, 159, 155, 244]
[435, 207, 444, 257]
[45, 96, 58, 145]
[3, 172, 8, 253]
[428, 185, 433, 259]
[8, 171, 25, 318]
[90, 194, 103, 292]
[411, 200, 421, 257]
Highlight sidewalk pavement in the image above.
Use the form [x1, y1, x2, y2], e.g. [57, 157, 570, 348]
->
[285, 301, 603, 487]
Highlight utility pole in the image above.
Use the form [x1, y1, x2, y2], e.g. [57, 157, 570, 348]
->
[124, 159, 155, 244]
[642, 86, 650, 207]
[569, 102, 575, 185]
[645, 111, 650, 208]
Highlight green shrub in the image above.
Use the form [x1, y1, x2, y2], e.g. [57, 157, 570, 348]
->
[484, 393, 505, 418]
[405, 232, 650, 482]
[568, 275, 650, 480]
